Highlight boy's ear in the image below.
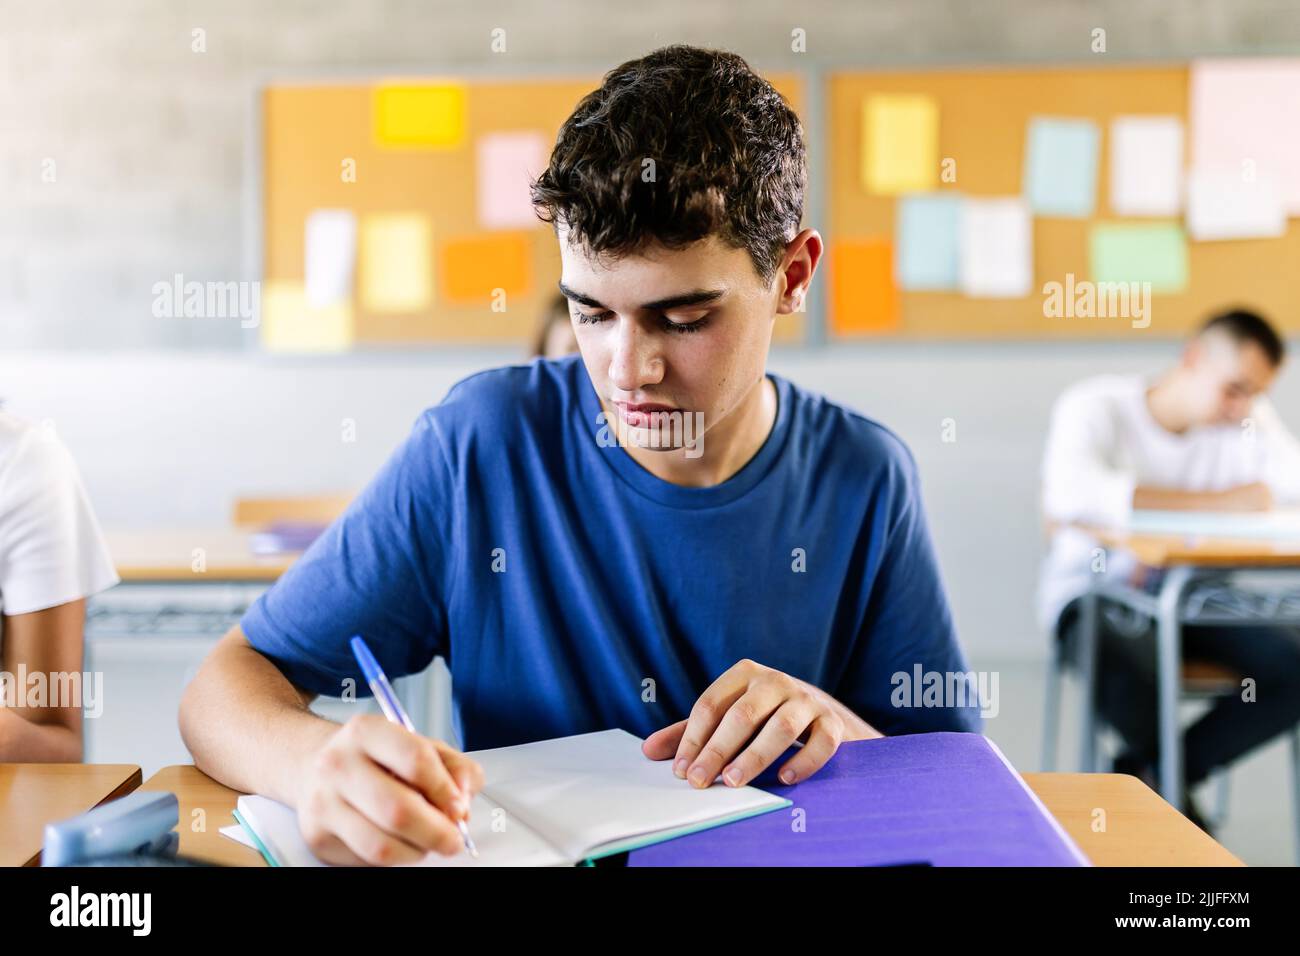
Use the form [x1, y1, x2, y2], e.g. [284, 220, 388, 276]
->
[776, 228, 822, 315]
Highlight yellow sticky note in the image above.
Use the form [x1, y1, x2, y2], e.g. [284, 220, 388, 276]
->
[374, 83, 466, 148]
[260, 281, 353, 353]
[440, 234, 532, 304]
[862, 94, 938, 195]
[359, 214, 434, 313]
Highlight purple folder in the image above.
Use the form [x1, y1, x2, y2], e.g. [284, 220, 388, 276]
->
[628, 733, 1089, 867]
[248, 521, 328, 555]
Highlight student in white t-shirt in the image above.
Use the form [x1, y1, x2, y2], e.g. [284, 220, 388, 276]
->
[1038, 309, 1300, 829]
[0, 412, 118, 761]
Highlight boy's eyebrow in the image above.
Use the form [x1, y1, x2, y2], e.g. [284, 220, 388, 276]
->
[557, 282, 725, 312]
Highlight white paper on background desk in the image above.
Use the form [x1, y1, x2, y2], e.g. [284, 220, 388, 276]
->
[1127, 509, 1300, 540]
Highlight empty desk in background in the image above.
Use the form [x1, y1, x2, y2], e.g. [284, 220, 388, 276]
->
[89, 527, 448, 775]
[1, 764, 142, 866]
[1078, 526, 1300, 813]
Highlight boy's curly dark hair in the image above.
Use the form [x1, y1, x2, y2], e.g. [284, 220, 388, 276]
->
[530, 45, 806, 283]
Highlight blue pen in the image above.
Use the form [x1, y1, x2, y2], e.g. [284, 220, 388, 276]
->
[349, 635, 479, 859]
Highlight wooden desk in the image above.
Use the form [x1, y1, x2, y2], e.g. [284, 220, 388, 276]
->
[105, 528, 298, 582]
[1022, 772, 1242, 866]
[1091, 527, 1300, 568]
[139, 765, 266, 867]
[0, 764, 143, 867]
[141, 765, 1242, 867]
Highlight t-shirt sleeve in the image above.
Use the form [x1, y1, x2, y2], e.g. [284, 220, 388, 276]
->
[1041, 386, 1136, 528]
[834, 442, 983, 736]
[0, 428, 119, 616]
[241, 412, 453, 698]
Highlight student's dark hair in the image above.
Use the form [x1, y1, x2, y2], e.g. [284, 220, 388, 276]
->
[530, 45, 806, 283]
[1200, 308, 1287, 367]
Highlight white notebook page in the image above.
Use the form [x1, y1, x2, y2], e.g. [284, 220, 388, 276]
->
[471, 728, 787, 861]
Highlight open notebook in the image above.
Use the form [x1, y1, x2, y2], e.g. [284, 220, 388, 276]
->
[229, 728, 791, 866]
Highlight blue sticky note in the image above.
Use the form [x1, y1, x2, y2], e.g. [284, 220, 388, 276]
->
[1024, 118, 1099, 217]
[895, 194, 961, 290]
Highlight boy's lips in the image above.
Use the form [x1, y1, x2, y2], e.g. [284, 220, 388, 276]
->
[614, 401, 680, 427]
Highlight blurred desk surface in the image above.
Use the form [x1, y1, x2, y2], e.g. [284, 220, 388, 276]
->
[0, 764, 143, 866]
[105, 528, 298, 582]
[141, 765, 1243, 867]
[1089, 528, 1300, 568]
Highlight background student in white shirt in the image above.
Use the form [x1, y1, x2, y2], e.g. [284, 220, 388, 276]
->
[0, 411, 118, 761]
[1038, 309, 1300, 829]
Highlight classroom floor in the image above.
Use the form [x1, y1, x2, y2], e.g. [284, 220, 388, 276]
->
[985, 657, 1297, 867]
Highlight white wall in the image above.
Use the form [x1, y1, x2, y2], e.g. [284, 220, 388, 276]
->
[5, 0, 1300, 664]
[6, 342, 1296, 663]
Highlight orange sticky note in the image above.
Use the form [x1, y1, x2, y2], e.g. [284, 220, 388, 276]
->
[440, 234, 532, 304]
[830, 239, 898, 335]
[374, 83, 466, 148]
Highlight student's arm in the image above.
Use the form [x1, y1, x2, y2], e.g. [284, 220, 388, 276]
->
[0, 599, 86, 761]
[180, 626, 482, 866]
[1252, 395, 1300, 505]
[1132, 483, 1272, 512]
[1042, 386, 1137, 528]
[0, 426, 117, 761]
[179, 411, 483, 866]
[1042, 385, 1274, 526]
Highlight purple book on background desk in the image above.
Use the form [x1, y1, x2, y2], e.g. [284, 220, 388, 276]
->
[628, 733, 1089, 867]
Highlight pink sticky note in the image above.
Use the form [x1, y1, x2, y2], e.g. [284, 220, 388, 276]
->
[1190, 59, 1300, 216]
[477, 131, 548, 229]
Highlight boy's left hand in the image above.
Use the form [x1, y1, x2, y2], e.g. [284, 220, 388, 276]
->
[641, 658, 882, 789]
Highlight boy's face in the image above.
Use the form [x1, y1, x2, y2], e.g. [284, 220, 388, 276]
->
[557, 227, 794, 453]
[1183, 334, 1279, 427]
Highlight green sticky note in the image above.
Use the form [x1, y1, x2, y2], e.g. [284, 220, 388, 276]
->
[1089, 223, 1188, 293]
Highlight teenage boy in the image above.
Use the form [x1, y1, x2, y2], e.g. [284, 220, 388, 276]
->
[181, 45, 978, 865]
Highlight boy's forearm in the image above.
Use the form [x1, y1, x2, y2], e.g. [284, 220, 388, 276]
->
[179, 627, 338, 807]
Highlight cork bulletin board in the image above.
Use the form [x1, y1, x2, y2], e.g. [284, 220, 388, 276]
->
[825, 63, 1300, 339]
[259, 72, 807, 350]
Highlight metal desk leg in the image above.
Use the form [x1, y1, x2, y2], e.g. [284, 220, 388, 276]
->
[1077, 590, 1099, 772]
[1156, 565, 1193, 807]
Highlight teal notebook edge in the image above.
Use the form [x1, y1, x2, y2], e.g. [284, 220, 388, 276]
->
[233, 807, 280, 868]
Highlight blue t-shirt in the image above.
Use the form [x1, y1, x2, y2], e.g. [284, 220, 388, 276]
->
[242, 354, 981, 749]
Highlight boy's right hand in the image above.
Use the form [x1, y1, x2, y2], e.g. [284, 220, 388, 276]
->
[295, 713, 484, 866]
